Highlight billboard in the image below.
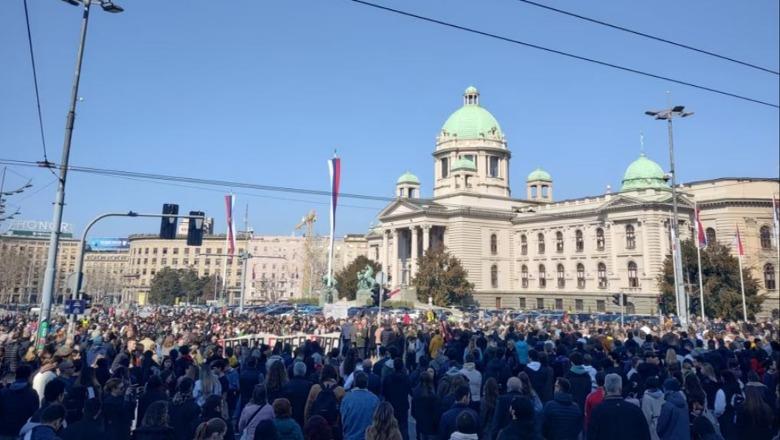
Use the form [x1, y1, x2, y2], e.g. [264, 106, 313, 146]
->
[86, 238, 129, 251]
[5, 220, 74, 238]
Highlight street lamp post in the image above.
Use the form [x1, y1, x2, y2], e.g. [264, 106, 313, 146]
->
[646, 105, 694, 328]
[37, 0, 123, 349]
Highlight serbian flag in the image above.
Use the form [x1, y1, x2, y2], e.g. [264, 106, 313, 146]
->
[328, 156, 341, 233]
[695, 207, 707, 249]
[734, 225, 745, 257]
[773, 196, 779, 244]
[387, 288, 401, 299]
[224, 194, 236, 255]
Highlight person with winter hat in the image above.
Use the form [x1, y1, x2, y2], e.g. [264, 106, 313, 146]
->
[656, 378, 690, 440]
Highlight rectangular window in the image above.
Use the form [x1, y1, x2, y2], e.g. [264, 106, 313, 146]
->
[160, 258, 167, 265]
[518, 297, 526, 309]
[536, 298, 544, 310]
[441, 158, 449, 178]
[596, 300, 606, 312]
[575, 299, 584, 311]
[464, 154, 477, 170]
[488, 156, 499, 177]
[173, 248, 179, 255]
[162, 248, 168, 254]
[153, 248, 158, 255]
[555, 298, 563, 310]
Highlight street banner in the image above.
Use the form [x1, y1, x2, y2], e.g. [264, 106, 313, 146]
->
[222, 332, 341, 351]
[224, 194, 236, 256]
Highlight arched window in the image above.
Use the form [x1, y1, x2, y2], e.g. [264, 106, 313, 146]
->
[520, 234, 528, 255]
[760, 226, 772, 249]
[577, 263, 585, 289]
[491, 264, 498, 288]
[538, 233, 545, 254]
[557, 264, 565, 288]
[626, 225, 636, 249]
[597, 262, 607, 288]
[705, 227, 716, 245]
[765, 263, 776, 290]
[521, 265, 529, 288]
[596, 228, 605, 251]
[628, 261, 639, 287]
[538, 264, 546, 288]
[575, 229, 584, 252]
[490, 233, 498, 255]
[556, 231, 564, 252]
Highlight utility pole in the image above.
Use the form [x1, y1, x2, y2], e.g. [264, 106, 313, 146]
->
[646, 104, 694, 328]
[37, 0, 123, 349]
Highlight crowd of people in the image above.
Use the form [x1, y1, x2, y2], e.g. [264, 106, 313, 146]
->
[0, 306, 778, 440]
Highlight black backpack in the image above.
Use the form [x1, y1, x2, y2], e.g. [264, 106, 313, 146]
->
[311, 383, 339, 425]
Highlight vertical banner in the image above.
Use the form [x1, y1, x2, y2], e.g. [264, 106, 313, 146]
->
[327, 156, 341, 287]
[225, 194, 236, 256]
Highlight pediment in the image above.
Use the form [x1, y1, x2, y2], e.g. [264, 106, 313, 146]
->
[377, 199, 425, 219]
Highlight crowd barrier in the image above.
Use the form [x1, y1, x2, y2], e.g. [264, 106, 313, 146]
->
[221, 332, 341, 352]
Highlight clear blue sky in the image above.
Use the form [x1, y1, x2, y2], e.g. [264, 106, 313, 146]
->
[1, 0, 778, 239]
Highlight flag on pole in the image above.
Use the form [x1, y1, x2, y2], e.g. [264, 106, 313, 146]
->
[224, 194, 236, 256]
[695, 206, 707, 249]
[326, 156, 341, 287]
[773, 196, 779, 242]
[734, 225, 744, 256]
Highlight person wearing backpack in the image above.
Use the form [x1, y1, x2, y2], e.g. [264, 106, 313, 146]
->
[304, 364, 344, 440]
[238, 384, 274, 440]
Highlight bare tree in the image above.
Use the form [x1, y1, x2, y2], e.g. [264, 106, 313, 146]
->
[0, 251, 30, 303]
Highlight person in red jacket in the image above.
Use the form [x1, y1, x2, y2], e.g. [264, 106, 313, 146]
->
[584, 372, 606, 430]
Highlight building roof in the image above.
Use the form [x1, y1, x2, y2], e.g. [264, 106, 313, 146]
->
[396, 171, 420, 185]
[441, 87, 503, 140]
[620, 153, 668, 192]
[527, 167, 552, 182]
[452, 157, 477, 172]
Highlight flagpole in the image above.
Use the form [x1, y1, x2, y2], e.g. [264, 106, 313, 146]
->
[670, 216, 682, 319]
[738, 252, 747, 322]
[695, 203, 706, 321]
[773, 194, 779, 295]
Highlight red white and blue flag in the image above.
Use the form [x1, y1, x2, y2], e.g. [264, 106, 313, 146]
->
[224, 194, 236, 256]
[326, 156, 341, 287]
[734, 225, 745, 257]
[695, 206, 707, 249]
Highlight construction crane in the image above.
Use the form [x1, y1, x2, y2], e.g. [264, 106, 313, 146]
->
[295, 210, 317, 295]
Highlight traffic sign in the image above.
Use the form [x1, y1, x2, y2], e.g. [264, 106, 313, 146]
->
[65, 299, 87, 315]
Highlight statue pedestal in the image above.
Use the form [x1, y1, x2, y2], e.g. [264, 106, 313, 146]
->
[355, 289, 373, 306]
[319, 287, 339, 307]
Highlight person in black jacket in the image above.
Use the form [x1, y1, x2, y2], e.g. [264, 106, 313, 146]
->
[496, 396, 535, 440]
[525, 350, 554, 403]
[491, 377, 524, 439]
[137, 375, 169, 427]
[0, 365, 39, 438]
[168, 378, 201, 440]
[238, 357, 263, 414]
[280, 361, 313, 428]
[102, 378, 135, 440]
[411, 371, 438, 440]
[542, 378, 583, 440]
[439, 385, 479, 440]
[564, 352, 593, 414]
[62, 398, 104, 440]
[587, 373, 650, 440]
[132, 400, 176, 440]
[381, 358, 411, 440]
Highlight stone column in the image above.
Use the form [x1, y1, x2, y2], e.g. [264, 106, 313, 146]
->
[422, 225, 431, 254]
[381, 230, 389, 276]
[411, 226, 419, 279]
[391, 229, 399, 288]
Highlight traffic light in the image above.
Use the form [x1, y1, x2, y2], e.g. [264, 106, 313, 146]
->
[612, 294, 621, 306]
[187, 211, 204, 246]
[159, 203, 179, 239]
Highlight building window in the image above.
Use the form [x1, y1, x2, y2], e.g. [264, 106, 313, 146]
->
[490, 234, 498, 255]
[162, 248, 168, 255]
[521, 234, 528, 255]
[488, 156, 500, 177]
[537, 298, 544, 310]
[760, 226, 772, 249]
[596, 228, 605, 251]
[538, 264, 546, 288]
[597, 300, 605, 312]
[557, 264, 565, 288]
[441, 158, 449, 178]
[153, 248, 158, 255]
[598, 262, 607, 288]
[625, 225, 636, 249]
[518, 297, 526, 309]
[521, 265, 529, 288]
[491, 265, 498, 288]
[555, 298, 563, 310]
[537, 233, 545, 254]
[173, 248, 179, 255]
[628, 261, 639, 287]
[575, 230, 584, 252]
[705, 227, 716, 245]
[575, 299, 583, 311]
[556, 231, 564, 252]
[577, 263, 585, 288]
[765, 263, 776, 290]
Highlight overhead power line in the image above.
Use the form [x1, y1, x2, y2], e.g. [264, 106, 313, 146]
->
[350, 0, 779, 109]
[512, 0, 779, 76]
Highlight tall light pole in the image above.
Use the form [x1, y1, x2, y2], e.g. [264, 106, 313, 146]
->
[645, 105, 694, 328]
[37, 0, 123, 348]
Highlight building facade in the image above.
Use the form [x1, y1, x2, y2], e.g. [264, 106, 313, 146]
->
[369, 86, 779, 316]
[0, 235, 80, 304]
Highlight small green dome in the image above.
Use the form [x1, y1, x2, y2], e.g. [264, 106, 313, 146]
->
[452, 157, 477, 172]
[440, 87, 503, 140]
[396, 171, 420, 185]
[527, 168, 552, 182]
[621, 154, 668, 191]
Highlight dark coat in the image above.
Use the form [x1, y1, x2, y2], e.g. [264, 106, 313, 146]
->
[491, 391, 523, 439]
[542, 392, 583, 440]
[565, 368, 592, 414]
[0, 381, 40, 436]
[131, 426, 176, 440]
[102, 394, 134, 440]
[656, 391, 690, 440]
[410, 387, 438, 435]
[587, 395, 651, 440]
[281, 377, 313, 427]
[61, 417, 105, 440]
[438, 402, 478, 440]
[238, 366, 263, 406]
[168, 397, 201, 440]
[137, 389, 168, 426]
[525, 364, 555, 403]
[381, 372, 411, 413]
[497, 420, 536, 440]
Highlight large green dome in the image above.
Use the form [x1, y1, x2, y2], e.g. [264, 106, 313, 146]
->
[527, 167, 552, 182]
[621, 154, 668, 191]
[396, 171, 420, 185]
[441, 87, 503, 140]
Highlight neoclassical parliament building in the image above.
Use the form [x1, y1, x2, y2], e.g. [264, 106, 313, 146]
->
[366, 86, 779, 317]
